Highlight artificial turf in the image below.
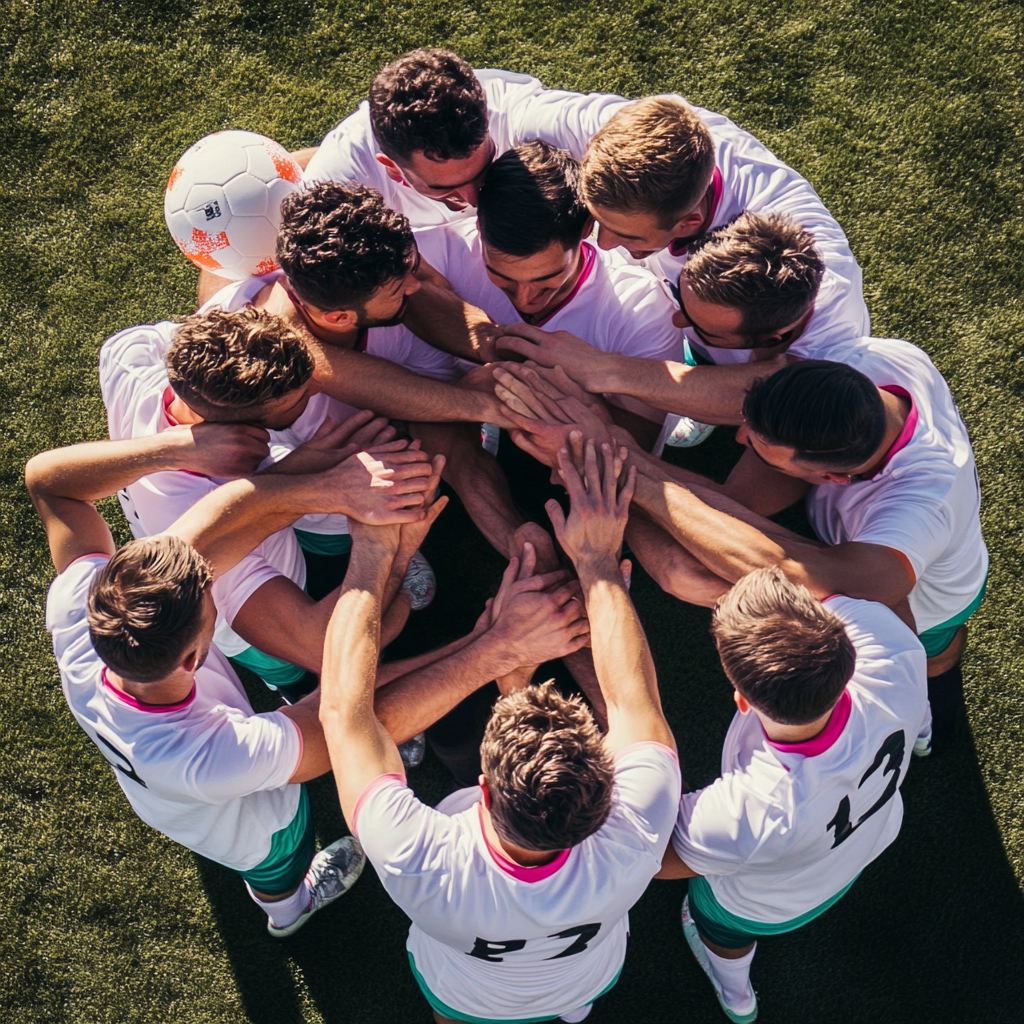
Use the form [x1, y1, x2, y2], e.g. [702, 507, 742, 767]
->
[1, 1, 1022, 1021]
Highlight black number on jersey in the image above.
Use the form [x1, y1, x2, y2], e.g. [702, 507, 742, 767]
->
[467, 938, 527, 962]
[827, 730, 904, 848]
[96, 734, 147, 788]
[467, 924, 602, 962]
[545, 923, 601, 959]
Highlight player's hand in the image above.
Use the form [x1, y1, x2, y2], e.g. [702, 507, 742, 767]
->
[169, 422, 270, 478]
[496, 324, 609, 392]
[396, 456, 448, 560]
[262, 412, 396, 477]
[547, 440, 636, 569]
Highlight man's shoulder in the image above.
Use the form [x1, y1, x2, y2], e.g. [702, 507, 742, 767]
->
[304, 101, 378, 180]
[100, 321, 177, 375]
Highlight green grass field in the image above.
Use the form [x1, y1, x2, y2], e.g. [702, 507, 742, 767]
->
[2, 1, 1022, 1021]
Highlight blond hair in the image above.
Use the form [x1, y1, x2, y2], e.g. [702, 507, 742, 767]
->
[581, 96, 716, 226]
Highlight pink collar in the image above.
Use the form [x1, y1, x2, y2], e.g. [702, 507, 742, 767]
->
[102, 668, 196, 713]
[866, 386, 918, 479]
[766, 688, 852, 757]
[533, 241, 598, 328]
[477, 803, 571, 882]
[668, 167, 724, 257]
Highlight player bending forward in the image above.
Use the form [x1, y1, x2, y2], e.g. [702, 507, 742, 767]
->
[319, 441, 681, 1023]
[659, 567, 928, 1022]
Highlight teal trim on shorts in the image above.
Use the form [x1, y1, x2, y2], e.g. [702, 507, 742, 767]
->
[688, 874, 859, 948]
[407, 951, 622, 1024]
[683, 339, 698, 367]
[918, 579, 987, 657]
[230, 644, 306, 687]
[293, 528, 353, 557]
[238, 786, 315, 895]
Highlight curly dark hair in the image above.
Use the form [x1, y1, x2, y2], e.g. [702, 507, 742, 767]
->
[369, 48, 489, 163]
[276, 182, 416, 311]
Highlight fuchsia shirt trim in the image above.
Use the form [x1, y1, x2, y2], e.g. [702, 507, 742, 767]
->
[869, 386, 918, 478]
[351, 772, 407, 837]
[766, 688, 852, 757]
[477, 803, 571, 882]
[613, 740, 680, 764]
[668, 167, 724, 257]
[534, 241, 597, 328]
[101, 667, 196, 713]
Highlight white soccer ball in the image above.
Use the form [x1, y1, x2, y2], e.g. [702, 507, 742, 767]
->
[164, 130, 303, 280]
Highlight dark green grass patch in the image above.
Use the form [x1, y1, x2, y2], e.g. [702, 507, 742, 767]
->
[2, 1, 1022, 1021]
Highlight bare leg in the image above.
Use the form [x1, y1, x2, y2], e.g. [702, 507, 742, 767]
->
[610, 404, 662, 452]
[701, 935, 756, 959]
[289, 146, 319, 170]
[721, 447, 810, 517]
[382, 592, 411, 648]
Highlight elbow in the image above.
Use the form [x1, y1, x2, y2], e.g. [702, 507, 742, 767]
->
[24, 452, 49, 504]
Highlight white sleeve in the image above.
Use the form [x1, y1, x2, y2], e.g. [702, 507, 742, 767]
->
[45, 556, 108, 649]
[303, 103, 392, 192]
[611, 743, 683, 859]
[211, 545, 288, 626]
[672, 774, 762, 876]
[180, 710, 302, 802]
[354, 775, 455, 870]
[603, 276, 685, 361]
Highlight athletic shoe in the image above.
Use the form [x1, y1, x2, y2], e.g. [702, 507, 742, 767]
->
[399, 732, 426, 768]
[480, 422, 501, 455]
[913, 727, 933, 757]
[665, 417, 717, 448]
[267, 836, 366, 938]
[401, 551, 436, 611]
[681, 896, 759, 1023]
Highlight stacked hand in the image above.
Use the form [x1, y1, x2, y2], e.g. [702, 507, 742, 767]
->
[167, 422, 271, 478]
[496, 323, 608, 393]
[262, 409, 397, 476]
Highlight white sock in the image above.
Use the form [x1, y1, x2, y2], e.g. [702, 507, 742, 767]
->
[704, 942, 757, 1013]
[918, 700, 933, 740]
[559, 1004, 592, 1023]
[246, 880, 311, 929]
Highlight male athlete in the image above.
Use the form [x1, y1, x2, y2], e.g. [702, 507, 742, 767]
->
[100, 304, 436, 699]
[658, 568, 928, 1022]
[302, 48, 628, 225]
[319, 441, 681, 1023]
[31, 434, 589, 937]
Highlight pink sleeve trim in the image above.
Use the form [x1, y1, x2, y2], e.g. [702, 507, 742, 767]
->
[290, 716, 304, 776]
[66, 552, 112, 570]
[351, 772, 407, 838]
[613, 740, 679, 764]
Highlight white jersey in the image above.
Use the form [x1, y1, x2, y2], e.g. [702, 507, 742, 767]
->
[305, 69, 629, 228]
[354, 742, 681, 1020]
[99, 320, 314, 656]
[416, 219, 685, 422]
[806, 337, 988, 632]
[47, 556, 302, 871]
[673, 596, 928, 923]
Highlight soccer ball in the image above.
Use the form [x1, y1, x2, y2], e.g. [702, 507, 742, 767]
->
[164, 130, 303, 280]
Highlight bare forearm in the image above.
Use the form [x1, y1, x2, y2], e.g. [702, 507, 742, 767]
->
[403, 282, 502, 363]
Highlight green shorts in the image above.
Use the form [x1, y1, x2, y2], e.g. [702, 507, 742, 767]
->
[293, 528, 353, 557]
[238, 786, 315, 895]
[688, 874, 859, 949]
[407, 951, 622, 1024]
[917, 580, 987, 658]
[230, 643, 306, 688]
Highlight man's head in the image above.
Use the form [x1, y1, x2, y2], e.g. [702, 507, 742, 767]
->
[581, 96, 716, 259]
[476, 141, 592, 316]
[712, 567, 856, 726]
[369, 48, 494, 211]
[674, 211, 825, 352]
[276, 182, 420, 329]
[88, 536, 215, 685]
[739, 360, 887, 484]
[166, 306, 319, 430]
[480, 680, 614, 852]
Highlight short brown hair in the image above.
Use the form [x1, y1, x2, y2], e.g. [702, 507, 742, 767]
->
[712, 567, 855, 726]
[480, 681, 614, 851]
[477, 141, 590, 257]
[88, 536, 213, 683]
[276, 183, 416, 311]
[165, 307, 313, 421]
[369, 48, 489, 163]
[581, 96, 716, 226]
[685, 211, 825, 334]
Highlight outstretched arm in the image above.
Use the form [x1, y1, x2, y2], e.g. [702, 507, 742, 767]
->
[547, 440, 676, 755]
[402, 275, 504, 364]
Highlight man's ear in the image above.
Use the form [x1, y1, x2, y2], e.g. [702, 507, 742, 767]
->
[322, 308, 357, 327]
[181, 645, 202, 675]
[479, 775, 492, 808]
[580, 214, 596, 240]
[374, 153, 405, 183]
[733, 689, 751, 714]
[671, 209, 708, 238]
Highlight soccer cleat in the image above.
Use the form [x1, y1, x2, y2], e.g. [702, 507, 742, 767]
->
[401, 551, 437, 611]
[399, 732, 426, 768]
[913, 728, 933, 757]
[665, 417, 717, 448]
[681, 896, 758, 1023]
[267, 836, 366, 938]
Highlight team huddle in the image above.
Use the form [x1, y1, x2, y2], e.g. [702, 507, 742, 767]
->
[29, 49, 989, 1024]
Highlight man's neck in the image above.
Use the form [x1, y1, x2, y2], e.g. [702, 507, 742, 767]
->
[264, 280, 363, 350]
[480, 802, 560, 868]
[520, 246, 587, 326]
[857, 388, 912, 478]
[106, 667, 195, 706]
[759, 707, 833, 744]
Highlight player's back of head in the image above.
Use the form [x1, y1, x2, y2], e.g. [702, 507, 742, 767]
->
[713, 567, 856, 726]
[743, 360, 886, 471]
[581, 96, 716, 226]
[477, 140, 590, 258]
[481, 680, 614, 851]
[276, 182, 415, 311]
[369, 48, 488, 163]
[88, 535, 213, 684]
[165, 306, 314, 421]
[685, 211, 825, 334]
